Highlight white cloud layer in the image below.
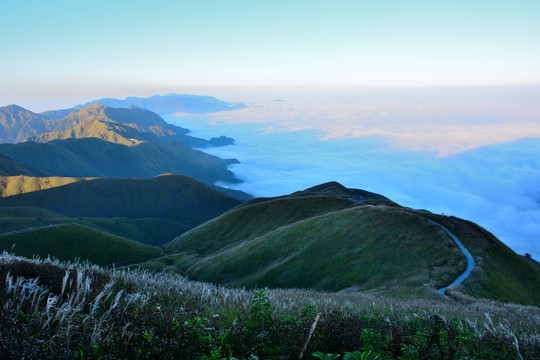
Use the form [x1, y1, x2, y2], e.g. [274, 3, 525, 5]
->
[167, 87, 540, 259]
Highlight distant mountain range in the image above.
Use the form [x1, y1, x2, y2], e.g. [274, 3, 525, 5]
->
[0, 95, 245, 196]
[41, 93, 246, 118]
[0, 103, 234, 147]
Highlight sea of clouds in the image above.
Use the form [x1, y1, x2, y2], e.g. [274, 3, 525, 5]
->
[166, 86, 540, 259]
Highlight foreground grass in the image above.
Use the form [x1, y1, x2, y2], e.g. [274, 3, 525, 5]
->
[1, 253, 538, 359]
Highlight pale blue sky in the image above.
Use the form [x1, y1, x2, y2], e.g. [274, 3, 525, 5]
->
[1, 0, 540, 109]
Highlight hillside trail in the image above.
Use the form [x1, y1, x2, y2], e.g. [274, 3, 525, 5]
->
[426, 219, 475, 294]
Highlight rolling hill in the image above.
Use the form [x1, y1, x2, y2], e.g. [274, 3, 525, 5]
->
[0, 137, 239, 184]
[0, 205, 187, 246]
[153, 182, 540, 306]
[0, 223, 161, 266]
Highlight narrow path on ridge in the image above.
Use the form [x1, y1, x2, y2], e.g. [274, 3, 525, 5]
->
[426, 219, 475, 294]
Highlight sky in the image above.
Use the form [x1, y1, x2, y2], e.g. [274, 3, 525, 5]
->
[1, 0, 540, 110]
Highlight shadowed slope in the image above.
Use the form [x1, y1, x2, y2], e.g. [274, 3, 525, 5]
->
[0, 174, 241, 225]
[0, 206, 187, 246]
[0, 137, 239, 184]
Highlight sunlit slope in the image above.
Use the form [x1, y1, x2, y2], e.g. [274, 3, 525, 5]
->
[33, 104, 185, 145]
[0, 175, 94, 197]
[0, 223, 161, 266]
[0, 174, 241, 226]
[158, 182, 540, 305]
[0, 105, 56, 143]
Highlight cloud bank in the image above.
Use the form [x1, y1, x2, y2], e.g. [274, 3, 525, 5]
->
[167, 87, 540, 259]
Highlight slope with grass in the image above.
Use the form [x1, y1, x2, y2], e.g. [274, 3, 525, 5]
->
[156, 182, 540, 306]
[0, 223, 161, 266]
[420, 213, 540, 306]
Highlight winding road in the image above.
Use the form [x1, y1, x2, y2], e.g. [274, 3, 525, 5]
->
[426, 219, 475, 295]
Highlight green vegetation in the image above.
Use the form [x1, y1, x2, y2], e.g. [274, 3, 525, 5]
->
[176, 205, 465, 292]
[0, 224, 161, 266]
[1, 254, 538, 359]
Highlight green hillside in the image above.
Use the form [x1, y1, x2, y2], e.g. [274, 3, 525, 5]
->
[0, 174, 241, 226]
[0, 205, 188, 246]
[183, 205, 466, 291]
[154, 182, 540, 306]
[0, 223, 160, 266]
[0, 137, 239, 184]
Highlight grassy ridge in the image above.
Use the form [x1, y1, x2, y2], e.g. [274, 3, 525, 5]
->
[166, 196, 359, 254]
[0, 224, 161, 266]
[180, 205, 465, 291]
